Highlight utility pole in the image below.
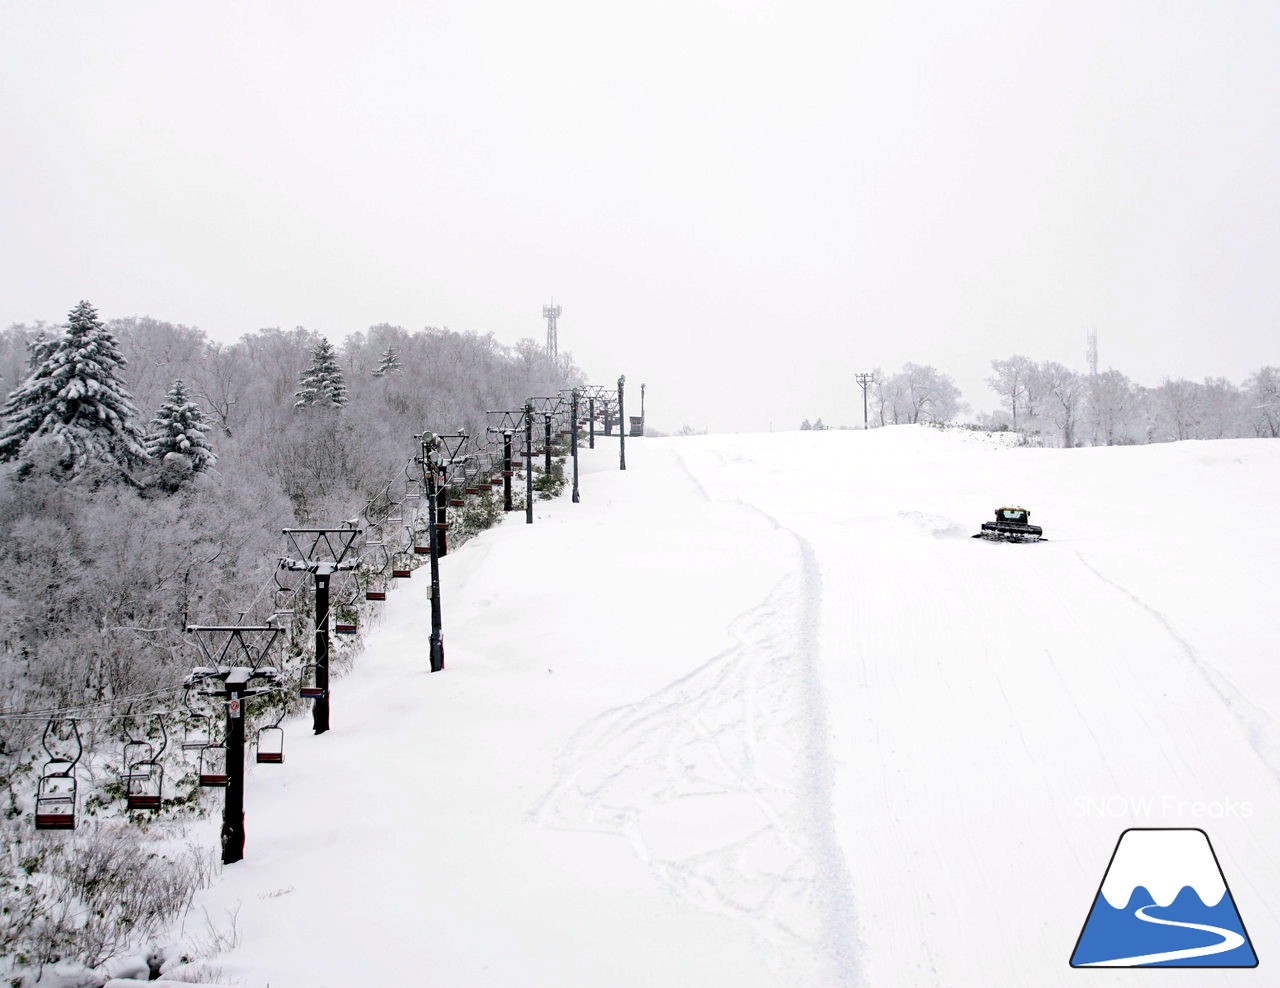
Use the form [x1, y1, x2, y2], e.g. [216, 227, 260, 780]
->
[588, 394, 596, 449]
[186, 625, 282, 864]
[618, 375, 626, 471]
[543, 301, 561, 361]
[855, 372, 874, 429]
[280, 528, 361, 734]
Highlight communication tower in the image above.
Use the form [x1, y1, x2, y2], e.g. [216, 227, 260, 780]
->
[543, 301, 562, 360]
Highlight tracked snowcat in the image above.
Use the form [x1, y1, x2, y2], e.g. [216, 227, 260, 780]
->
[973, 506, 1044, 543]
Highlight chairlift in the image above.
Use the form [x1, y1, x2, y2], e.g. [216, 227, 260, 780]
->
[391, 550, 412, 578]
[35, 773, 77, 830]
[335, 621, 357, 635]
[126, 713, 167, 811]
[299, 662, 326, 699]
[34, 719, 81, 831]
[198, 743, 229, 787]
[181, 687, 213, 750]
[256, 701, 285, 764]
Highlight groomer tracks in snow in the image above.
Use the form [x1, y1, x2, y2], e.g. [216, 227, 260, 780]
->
[186, 427, 1280, 987]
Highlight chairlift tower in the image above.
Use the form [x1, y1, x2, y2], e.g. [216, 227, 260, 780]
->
[543, 301, 562, 360]
[280, 527, 362, 734]
[185, 624, 283, 864]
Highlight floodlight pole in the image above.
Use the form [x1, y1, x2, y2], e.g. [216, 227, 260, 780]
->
[543, 413, 553, 475]
[588, 397, 596, 449]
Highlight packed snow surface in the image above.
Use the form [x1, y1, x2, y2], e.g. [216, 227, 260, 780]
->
[183, 427, 1280, 986]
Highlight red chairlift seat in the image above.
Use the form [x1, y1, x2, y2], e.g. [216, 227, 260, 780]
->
[465, 486, 480, 495]
[448, 497, 465, 507]
[256, 725, 284, 765]
[34, 773, 77, 830]
[299, 663, 326, 699]
[126, 761, 163, 810]
[334, 622, 357, 635]
[198, 745, 229, 787]
[392, 568, 411, 578]
[366, 589, 386, 601]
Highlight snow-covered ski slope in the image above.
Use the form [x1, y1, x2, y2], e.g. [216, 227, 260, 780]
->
[190, 427, 1280, 987]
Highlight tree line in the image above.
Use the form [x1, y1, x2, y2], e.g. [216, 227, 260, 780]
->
[0, 302, 579, 745]
[798, 358, 1278, 445]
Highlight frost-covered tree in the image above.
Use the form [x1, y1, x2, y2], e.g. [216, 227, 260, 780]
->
[0, 300, 148, 475]
[987, 355, 1035, 431]
[1244, 366, 1279, 438]
[146, 379, 216, 474]
[371, 346, 402, 378]
[1040, 362, 1086, 447]
[1086, 369, 1140, 446]
[294, 338, 349, 407]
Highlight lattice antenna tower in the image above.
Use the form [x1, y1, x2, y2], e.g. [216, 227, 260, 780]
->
[1086, 327, 1098, 377]
[543, 301, 562, 360]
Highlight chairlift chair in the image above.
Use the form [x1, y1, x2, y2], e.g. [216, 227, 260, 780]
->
[198, 743, 229, 787]
[299, 662, 326, 699]
[124, 711, 168, 810]
[181, 688, 213, 750]
[256, 725, 284, 764]
[391, 550, 412, 578]
[256, 700, 286, 765]
[35, 719, 82, 831]
[35, 771, 77, 830]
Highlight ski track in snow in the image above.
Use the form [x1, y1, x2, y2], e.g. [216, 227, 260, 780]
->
[1071, 550, 1280, 784]
[533, 446, 860, 986]
[532, 582, 830, 980]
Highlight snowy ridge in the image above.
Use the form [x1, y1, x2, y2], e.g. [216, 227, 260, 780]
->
[1099, 829, 1227, 909]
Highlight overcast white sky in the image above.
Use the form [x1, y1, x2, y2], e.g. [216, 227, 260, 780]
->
[2, 0, 1277, 431]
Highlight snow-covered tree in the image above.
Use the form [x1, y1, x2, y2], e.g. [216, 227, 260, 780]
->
[987, 355, 1036, 431]
[294, 338, 349, 408]
[1086, 369, 1140, 446]
[0, 300, 148, 475]
[1244, 366, 1279, 438]
[371, 346, 402, 378]
[1040, 362, 1086, 447]
[146, 378, 216, 474]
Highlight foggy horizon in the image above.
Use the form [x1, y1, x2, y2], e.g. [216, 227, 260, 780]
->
[3, 0, 1277, 432]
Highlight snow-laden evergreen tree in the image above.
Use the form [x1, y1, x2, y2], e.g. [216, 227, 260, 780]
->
[146, 378, 216, 473]
[294, 338, 349, 407]
[0, 300, 148, 474]
[371, 345, 402, 378]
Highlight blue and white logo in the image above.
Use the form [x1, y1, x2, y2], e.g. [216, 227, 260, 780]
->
[1070, 828, 1257, 968]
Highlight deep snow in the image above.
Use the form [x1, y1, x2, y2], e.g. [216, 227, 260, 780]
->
[174, 427, 1279, 986]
